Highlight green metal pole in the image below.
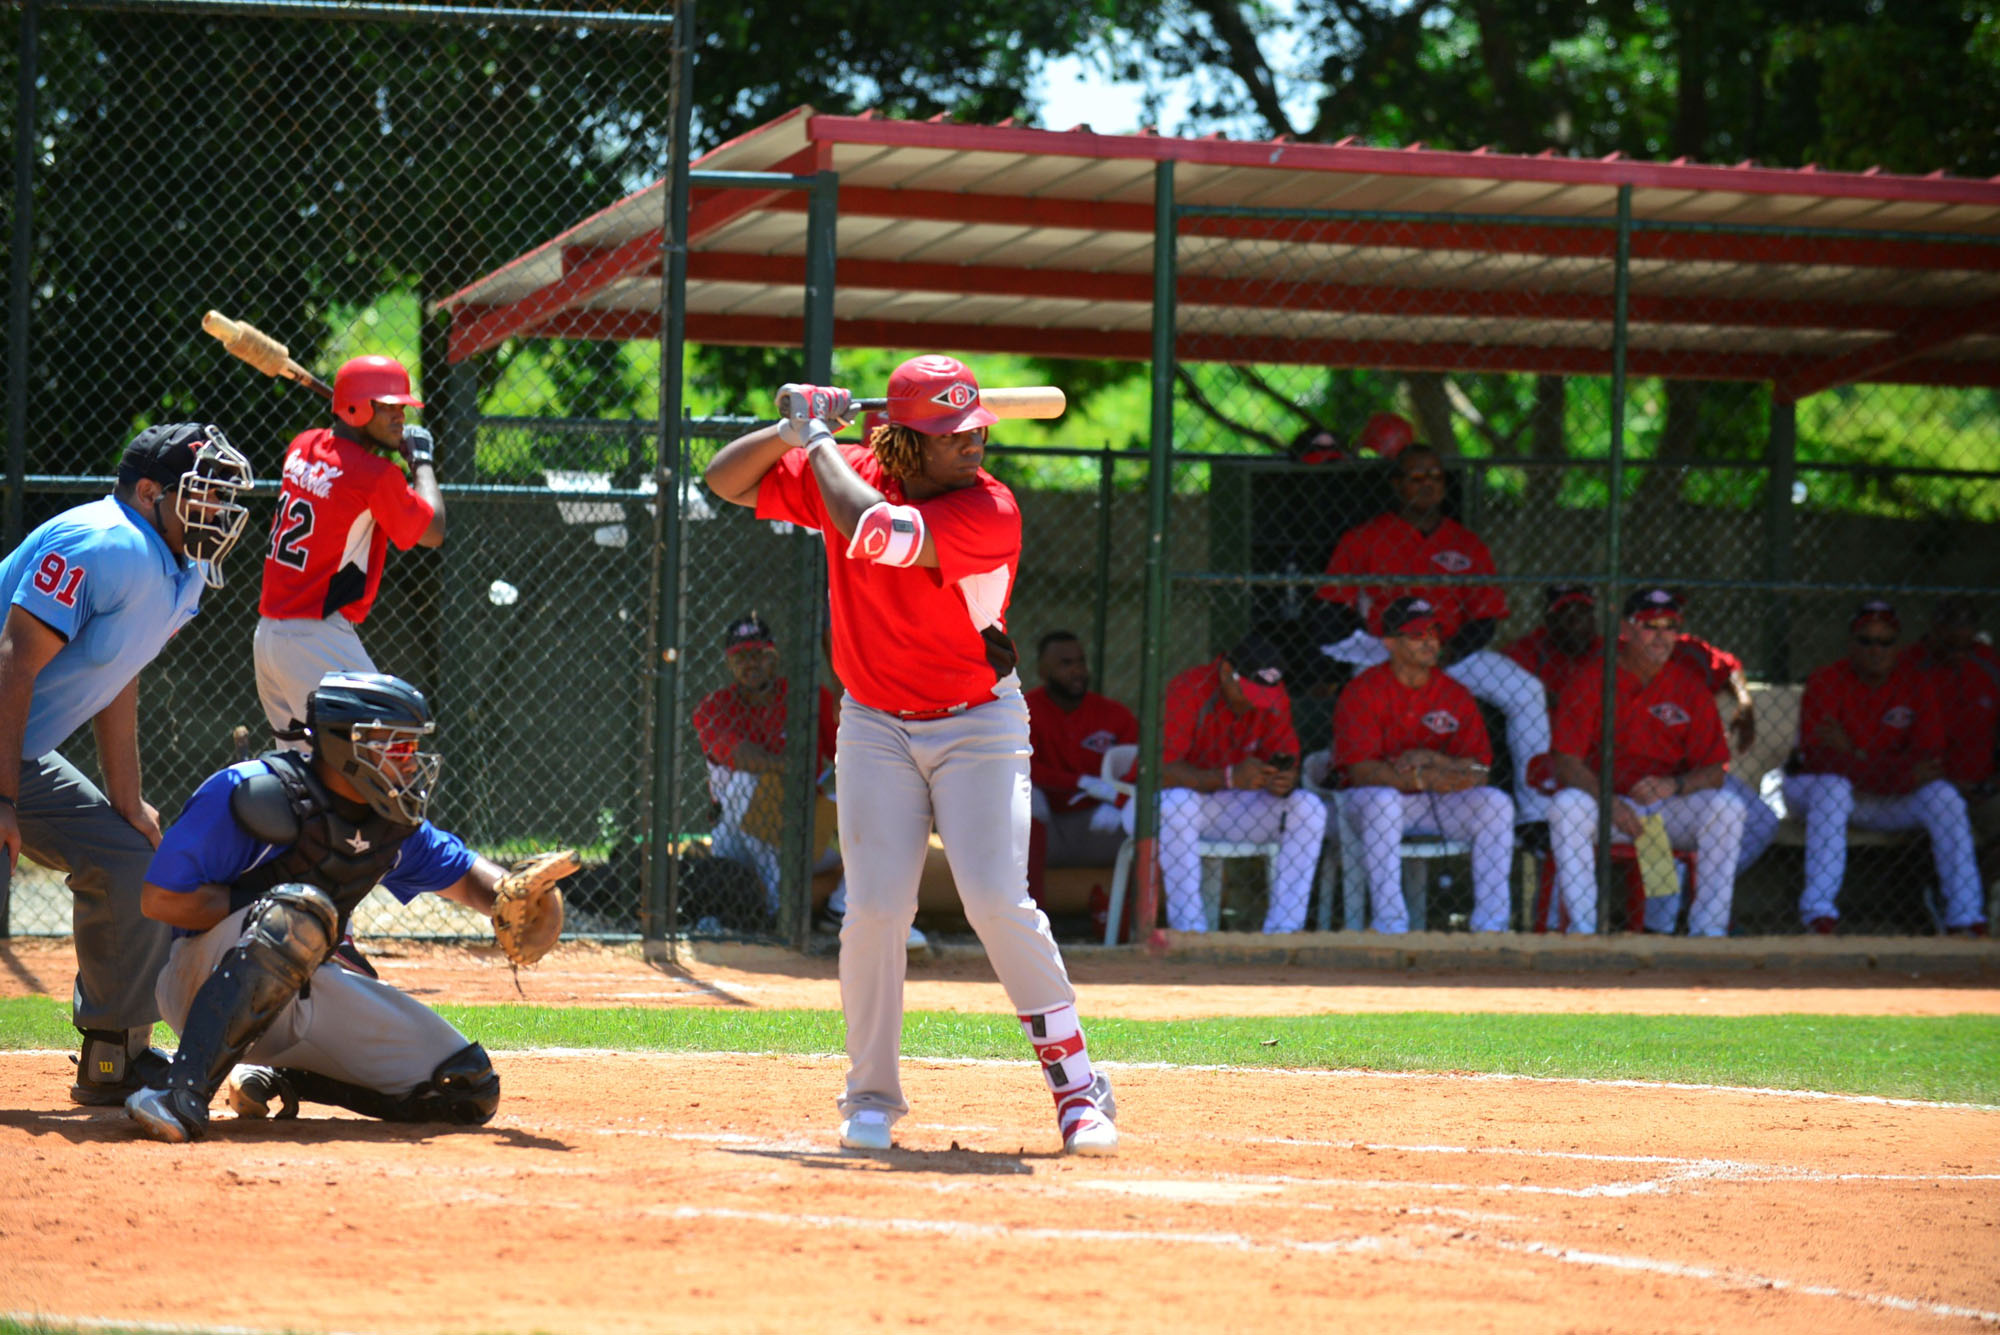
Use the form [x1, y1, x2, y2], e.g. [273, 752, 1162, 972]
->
[1764, 396, 1798, 682]
[1092, 446, 1114, 690]
[781, 168, 837, 951]
[7, 0, 40, 554]
[645, 0, 695, 956]
[1592, 184, 1634, 929]
[1133, 160, 1177, 946]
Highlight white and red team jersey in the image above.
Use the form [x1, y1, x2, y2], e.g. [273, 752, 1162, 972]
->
[1315, 512, 1506, 640]
[258, 428, 434, 624]
[1552, 658, 1729, 797]
[1797, 658, 1947, 796]
[1333, 663, 1493, 781]
[755, 443, 1021, 714]
[1025, 687, 1139, 803]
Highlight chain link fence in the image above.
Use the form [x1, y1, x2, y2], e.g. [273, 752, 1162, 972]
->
[1136, 201, 1999, 941]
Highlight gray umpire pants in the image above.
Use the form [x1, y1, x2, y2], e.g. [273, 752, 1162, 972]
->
[1, 751, 167, 1032]
[834, 689, 1076, 1123]
[157, 905, 472, 1095]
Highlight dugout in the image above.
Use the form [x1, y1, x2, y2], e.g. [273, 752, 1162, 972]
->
[438, 105, 2000, 945]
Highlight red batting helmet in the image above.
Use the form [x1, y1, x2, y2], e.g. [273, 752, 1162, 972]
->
[1356, 411, 1415, 459]
[332, 355, 424, 427]
[886, 355, 997, 435]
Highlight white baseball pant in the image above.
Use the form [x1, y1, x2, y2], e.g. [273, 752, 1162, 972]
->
[1547, 787, 1746, 935]
[1341, 786, 1516, 933]
[1122, 786, 1329, 933]
[1727, 772, 1782, 876]
[1780, 773, 1985, 928]
[1325, 633, 1551, 821]
[254, 614, 378, 750]
[704, 763, 781, 918]
[833, 689, 1076, 1125]
[155, 906, 472, 1095]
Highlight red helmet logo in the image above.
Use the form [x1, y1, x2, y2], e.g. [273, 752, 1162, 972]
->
[932, 382, 977, 410]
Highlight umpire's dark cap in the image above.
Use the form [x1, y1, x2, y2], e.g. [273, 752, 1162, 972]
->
[724, 612, 776, 654]
[118, 422, 212, 487]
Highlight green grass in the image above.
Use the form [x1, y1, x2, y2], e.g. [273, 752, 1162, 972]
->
[5, 996, 1995, 1105]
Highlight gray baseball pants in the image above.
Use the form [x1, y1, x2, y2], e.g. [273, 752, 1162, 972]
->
[156, 905, 471, 1095]
[254, 614, 378, 747]
[1, 751, 168, 1031]
[834, 689, 1076, 1123]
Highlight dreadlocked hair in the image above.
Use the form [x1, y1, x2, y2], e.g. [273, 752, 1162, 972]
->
[868, 421, 925, 481]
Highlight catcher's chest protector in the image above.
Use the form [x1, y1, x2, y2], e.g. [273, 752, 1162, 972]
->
[231, 751, 418, 920]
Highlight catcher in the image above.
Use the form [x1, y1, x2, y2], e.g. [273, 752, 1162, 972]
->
[123, 671, 573, 1142]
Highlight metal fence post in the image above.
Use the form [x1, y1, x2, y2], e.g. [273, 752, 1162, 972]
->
[1593, 184, 1635, 926]
[644, 0, 695, 954]
[1133, 159, 1177, 945]
[1764, 396, 1798, 681]
[1092, 445, 1114, 690]
[7, 0, 39, 555]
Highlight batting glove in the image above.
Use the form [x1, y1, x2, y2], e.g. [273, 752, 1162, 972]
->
[776, 383, 853, 432]
[402, 425, 436, 468]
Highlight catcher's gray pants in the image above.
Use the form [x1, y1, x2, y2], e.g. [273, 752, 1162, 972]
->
[834, 689, 1075, 1124]
[254, 614, 377, 748]
[156, 905, 472, 1096]
[0, 751, 167, 1032]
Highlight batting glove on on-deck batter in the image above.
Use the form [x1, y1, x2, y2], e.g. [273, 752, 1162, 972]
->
[776, 383, 852, 448]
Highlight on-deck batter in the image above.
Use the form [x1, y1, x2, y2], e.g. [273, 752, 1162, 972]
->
[704, 356, 1118, 1157]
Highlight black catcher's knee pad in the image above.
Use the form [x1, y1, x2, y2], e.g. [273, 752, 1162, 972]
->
[418, 1042, 501, 1125]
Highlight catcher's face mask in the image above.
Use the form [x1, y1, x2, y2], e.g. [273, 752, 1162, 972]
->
[330, 720, 441, 824]
[175, 427, 254, 588]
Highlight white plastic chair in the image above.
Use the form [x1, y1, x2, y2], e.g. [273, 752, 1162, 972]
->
[1099, 743, 1282, 944]
[1308, 748, 1471, 932]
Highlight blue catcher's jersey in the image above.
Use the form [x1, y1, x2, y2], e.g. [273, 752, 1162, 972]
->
[0, 496, 205, 759]
[146, 760, 478, 934]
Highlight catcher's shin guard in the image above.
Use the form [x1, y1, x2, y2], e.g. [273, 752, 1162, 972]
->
[262, 1043, 501, 1126]
[151, 885, 338, 1139]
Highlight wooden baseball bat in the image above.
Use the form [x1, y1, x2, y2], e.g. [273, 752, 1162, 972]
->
[201, 310, 334, 400]
[853, 386, 1066, 421]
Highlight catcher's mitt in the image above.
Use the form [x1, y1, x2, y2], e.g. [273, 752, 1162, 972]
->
[491, 848, 579, 970]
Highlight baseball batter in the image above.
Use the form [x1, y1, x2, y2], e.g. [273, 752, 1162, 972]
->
[703, 356, 1117, 1157]
[0, 422, 253, 1104]
[124, 672, 558, 1142]
[254, 354, 444, 746]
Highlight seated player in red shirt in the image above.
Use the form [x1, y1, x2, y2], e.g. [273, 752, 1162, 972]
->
[1333, 597, 1515, 933]
[1313, 443, 1551, 828]
[1546, 588, 1747, 936]
[1025, 631, 1137, 904]
[1901, 596, 2000, 894]
[1784, 600, 1986, 935]
[690, 613, 837, 924]
[1128, 634, 1328, 934]
[1504, 583, 1779, 880]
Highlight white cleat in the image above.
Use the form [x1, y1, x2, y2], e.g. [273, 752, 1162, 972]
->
[905, 925, 930, 959]
[125, 1086, 194, 1144]
[1062, 1107, 1119, 1157]
[838, 1109, 893, 1151]
[225, 1065, 297, 1120]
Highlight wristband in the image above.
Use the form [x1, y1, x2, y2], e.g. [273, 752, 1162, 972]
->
[408, 447, 435, 468]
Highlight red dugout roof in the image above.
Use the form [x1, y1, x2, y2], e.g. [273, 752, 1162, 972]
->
[436, 105, 2000, 396]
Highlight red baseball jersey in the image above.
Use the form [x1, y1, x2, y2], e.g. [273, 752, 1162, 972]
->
[755, 444, 1020, 714]
[1901, 643, 2000, 786]
[1797, 658, 1947, 796]
[691, 679, 838, 771]
[258, 428, 434, 624]
[1025, 687, 1139, 801]
[1552, 658, 1729, 796]
[1161, 658, 1300, 770]
[1506, 630, 1741, 704]
[1315, 512, 1506, 639]
[1333, 662, 1492, 782]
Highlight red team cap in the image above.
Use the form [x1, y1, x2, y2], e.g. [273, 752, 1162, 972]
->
[332, 355, 424, 427]
[1544, 583, 1596, 614]
[1380, 595, 1444, 638]
[1849, 599, 1900, 634]
[1356, 412, 1416, 460]
[886, 355, 998, 435]
[723, 612, 776, 655]
[1621, 587, 1685, 627]
[1224, 633, 1289, 713]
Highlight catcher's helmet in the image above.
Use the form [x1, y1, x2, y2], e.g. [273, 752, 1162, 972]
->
[1356, 411, 1416, 459]
[305, 672, 440, 824]
[885, 354, 996, 436]
[331, 355, 424, 428]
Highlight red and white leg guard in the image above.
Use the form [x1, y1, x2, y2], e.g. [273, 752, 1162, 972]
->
[1020, 1004, 1116, 1154]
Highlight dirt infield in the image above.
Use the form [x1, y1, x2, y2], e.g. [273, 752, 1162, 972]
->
[3, 938, 1999, 1332]
[3, 1049, 1997, 1334]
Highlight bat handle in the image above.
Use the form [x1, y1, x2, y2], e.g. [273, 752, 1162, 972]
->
[852, 397, 888, 410]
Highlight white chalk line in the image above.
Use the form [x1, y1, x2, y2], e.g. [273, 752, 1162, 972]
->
[1, 1315, 372, 1335]
[6, 1046, 1993, 1111]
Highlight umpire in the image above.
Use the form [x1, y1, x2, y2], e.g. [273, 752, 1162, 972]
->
[0, 422, 253, 1103]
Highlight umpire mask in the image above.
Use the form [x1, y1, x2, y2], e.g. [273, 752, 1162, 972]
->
[176, 427, 254, 588]
[307, 673, 442, 824]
